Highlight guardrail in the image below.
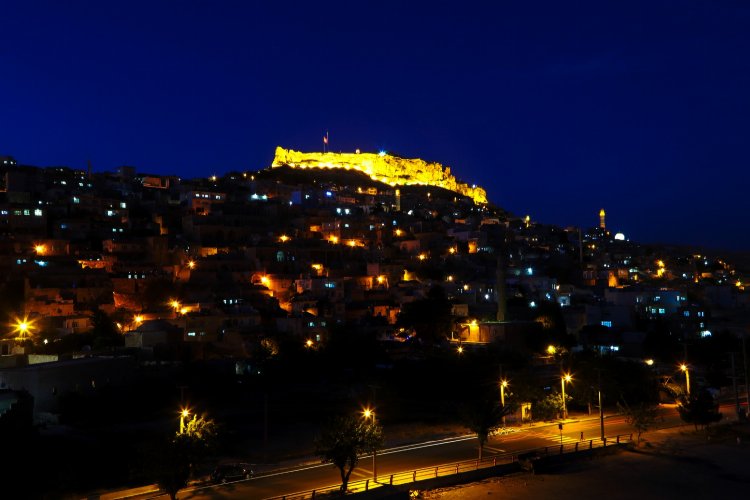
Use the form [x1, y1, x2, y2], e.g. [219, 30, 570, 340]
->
[264, 433, 633, 499]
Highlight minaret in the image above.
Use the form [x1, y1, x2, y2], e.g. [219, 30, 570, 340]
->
[599, 209, 606, 230]
[496, 253, 507, 322]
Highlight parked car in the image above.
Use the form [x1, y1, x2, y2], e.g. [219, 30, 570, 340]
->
[211, 463, 254, 483]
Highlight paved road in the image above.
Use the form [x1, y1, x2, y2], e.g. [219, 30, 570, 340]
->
[139, 402, 722, 500]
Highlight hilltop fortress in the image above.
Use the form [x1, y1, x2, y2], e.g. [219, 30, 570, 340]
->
[271, 146, 488, 204]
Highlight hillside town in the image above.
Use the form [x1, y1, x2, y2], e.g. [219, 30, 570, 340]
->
[1, 149, 748, 497]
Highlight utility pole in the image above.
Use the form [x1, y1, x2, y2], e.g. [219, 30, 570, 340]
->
[743, 335, 750, 419]
[598, 368, 605, 440]
[730, 352, 741, 419]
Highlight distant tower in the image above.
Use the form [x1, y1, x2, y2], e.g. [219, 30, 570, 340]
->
[599, 209, 606, 230]
[394, 189, 401, 212]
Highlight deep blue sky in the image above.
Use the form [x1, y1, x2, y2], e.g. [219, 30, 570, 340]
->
[2, 1, 749, 250]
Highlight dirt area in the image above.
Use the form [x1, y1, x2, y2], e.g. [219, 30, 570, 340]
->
[421, 423, 750, 499]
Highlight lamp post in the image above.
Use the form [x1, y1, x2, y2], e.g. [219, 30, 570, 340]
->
[500, 380, 509, 427]
[180, 407, 190, 434]
[680, 364, 691, 396]
[363, 408, 377, 482]
[561, 373, 572, 420]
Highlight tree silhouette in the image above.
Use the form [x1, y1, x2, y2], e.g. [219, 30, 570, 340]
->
[397, 285, 452, 345]
[619, 401, 660, 445]
[462, 396, 513, 461]
[156, 414, 217, 500]
[315, 415, 383, 492]
[677, 389, 722, 433]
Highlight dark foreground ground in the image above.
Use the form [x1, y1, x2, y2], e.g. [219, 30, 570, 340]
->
[422, 422, 750, 499]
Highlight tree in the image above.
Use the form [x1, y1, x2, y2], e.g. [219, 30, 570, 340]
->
[677, 389, 722, 433]
[156, 414, 218, 500]
[462, 397, 513, 461]
[533, 393, 568, 422]
[397, 285, 452, 345]
[89, 308, 123, 349]
[619, 401, 660, 445]
[315, 415, 383, 492]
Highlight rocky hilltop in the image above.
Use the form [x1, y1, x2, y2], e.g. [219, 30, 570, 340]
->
[272, 146, 488, 204]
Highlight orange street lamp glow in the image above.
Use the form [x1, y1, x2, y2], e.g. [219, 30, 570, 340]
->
[394, 229, 403, 237]
[260, 276, 270, 286]
[329, 235, 339, 244]
[547, 345, 557, 355]
[305, 339, 313, 348]
[170, 300, 181, 310]
[500, 379, 509, 426]
[13, 316, 35, 341]
[187, 260, 196, 269]
[34, 244, 46, 255]
[680, 364, 691, 395]
[279, 235, 290, 243]
[561, 373, 572, 419]
[457, 345, 464, 354]
[348, 240, 357, 247]
[645, 359, 654, 366]
[377, 275, 385, 284]
[418, 253, 427, 261]
[448, 247, 456, 254]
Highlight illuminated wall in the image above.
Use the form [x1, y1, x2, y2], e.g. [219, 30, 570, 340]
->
[272, 147, 488, 204]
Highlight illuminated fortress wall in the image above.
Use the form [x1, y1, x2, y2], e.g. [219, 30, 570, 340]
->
[272, 147, 488, 204]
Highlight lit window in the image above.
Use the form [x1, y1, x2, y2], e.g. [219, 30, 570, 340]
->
[601, 321, 612, 328]
[34, 209, 42, 216]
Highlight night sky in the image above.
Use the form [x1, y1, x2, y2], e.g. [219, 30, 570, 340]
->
[2, 1, 749, 250]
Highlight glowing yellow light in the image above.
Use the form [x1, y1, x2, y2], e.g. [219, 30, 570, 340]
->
[645, 359, 654, 366]
[656, 268, 665, 278]
[547, 345, 557, 355]
[306, 339, 314, 348]
[187, 260, 196, 269]
[181, 408, 190, 418]
[377, 275, 385, 284]
[680, 364, 688, 372]
[34, 244, 46, 255]
[179, 307, 189, 315]
[134, 315, 143, 325]
[348, 240, 357, 247]
[329, 236, 339, 244]
[260, 276, 270, 286]
[363, 408, 373, 419]
[447, 275, 454, 282]
[563, 374, 572, 383]
[170, 300, 181, 310]
[394, 229, 403, 237]
[463, 284, 469, 291]
[14, 317, 34, 338]
[279, 235, 290, 243]
[210, 175, 217, 181]
[457, 346, 464, 354]
[501, 380, 509, 388]
[418, 253, 427, 261]
[448, 247, 456, 254]
[312, 263, 323, 271]
[736, 280, 743, 288]
[657, 260, 665, 268]
[469, 319, 477, 327]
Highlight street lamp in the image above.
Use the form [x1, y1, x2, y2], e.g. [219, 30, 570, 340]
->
[561, 373, 572, 419]
[13, 316, 35, 342]
[180, 407, 190, 434]
[500, 380, 509, 427]
[680, 363, 691, 396]
[362, 408, 377, 482]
